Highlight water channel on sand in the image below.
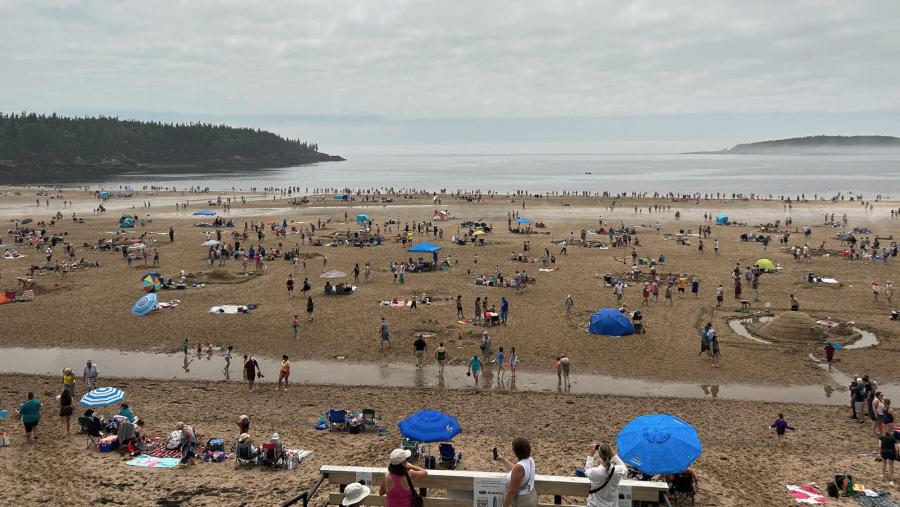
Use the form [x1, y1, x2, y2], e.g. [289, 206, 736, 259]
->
[0, 346, 879, 406]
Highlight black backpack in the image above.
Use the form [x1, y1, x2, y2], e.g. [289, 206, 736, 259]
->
[826, 482, 839, 498]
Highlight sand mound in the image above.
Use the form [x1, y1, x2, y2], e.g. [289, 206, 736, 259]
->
[206, 269, 240, 281]
[757, 312, 821, 342]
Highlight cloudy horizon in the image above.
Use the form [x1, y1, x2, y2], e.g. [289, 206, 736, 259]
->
[3, 0, 899, 152]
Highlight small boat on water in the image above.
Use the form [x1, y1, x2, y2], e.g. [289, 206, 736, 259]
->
[584, 171, 592, 174]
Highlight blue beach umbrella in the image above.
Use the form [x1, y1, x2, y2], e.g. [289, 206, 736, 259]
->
[193, 210, 216, 216]
[131, 293, 158, 316]
[588, 308, 634, 336]
[516, 217, 530, 224]
[398, 410, 462, 443]
[80, 387, 126, 408]
[616, 414, 702, 475]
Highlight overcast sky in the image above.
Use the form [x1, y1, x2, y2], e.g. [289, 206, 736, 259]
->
[3, 0, 899, 152]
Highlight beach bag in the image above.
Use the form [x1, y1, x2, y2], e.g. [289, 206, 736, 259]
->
[826, 482, 839, 498]
[207, 438, 225, 452]
[404, 471, 424, 507]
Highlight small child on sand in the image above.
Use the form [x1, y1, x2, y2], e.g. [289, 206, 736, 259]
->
[769, 413, 795, 446]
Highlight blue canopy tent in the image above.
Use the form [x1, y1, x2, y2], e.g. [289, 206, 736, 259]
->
[616, 414, 702, 475]
[398, 409, 461, 443]
[408, 241, 442, 265]
[119, 217, 135, 228]
[516, 217, 530, 224]
[98, 191, 110, 199]
[588, 307, 634, 336]
[335, 194, 350, 201]
[715, 215, 728, 225]
[356, 214, 369, 224]
[193, 210, 216, 216]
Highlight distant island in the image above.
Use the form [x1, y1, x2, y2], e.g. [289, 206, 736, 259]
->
[687, 135, 900, 155]
[0, 112, 343, 183]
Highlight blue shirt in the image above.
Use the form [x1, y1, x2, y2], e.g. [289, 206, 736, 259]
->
[119, 407, 136, 423]
[500, 299, 509, 312]
[20, 399, 41, 424]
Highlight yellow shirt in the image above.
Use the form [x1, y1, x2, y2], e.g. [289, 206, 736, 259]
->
[678, 277, 687, 289]
[280, 360, 290, 374]
[63, 373, 75, 385]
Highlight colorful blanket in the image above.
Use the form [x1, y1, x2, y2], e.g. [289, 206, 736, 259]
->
[126, 455, 180, 468]
[142, 443, 185, 458]
[787, 484, 825, 504]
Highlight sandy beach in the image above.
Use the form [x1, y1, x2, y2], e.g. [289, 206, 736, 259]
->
[1, 186, 899, 506]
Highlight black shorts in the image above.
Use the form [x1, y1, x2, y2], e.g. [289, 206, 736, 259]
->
[882, 450, 896, 461]
[23, 420, 39, 433]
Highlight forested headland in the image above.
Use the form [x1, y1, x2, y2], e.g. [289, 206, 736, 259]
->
[0, 112, 343, 183]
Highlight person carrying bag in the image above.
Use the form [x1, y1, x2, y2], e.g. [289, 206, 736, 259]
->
[585, 442, 627, 507]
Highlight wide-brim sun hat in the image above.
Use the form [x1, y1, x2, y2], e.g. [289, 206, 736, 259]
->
[390, 448, 412, 465]
[342, 482, 371, 505]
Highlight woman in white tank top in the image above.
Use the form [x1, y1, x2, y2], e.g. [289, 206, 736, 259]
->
[495, 437, 537, 507]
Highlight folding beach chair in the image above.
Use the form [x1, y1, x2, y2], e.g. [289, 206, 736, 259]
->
[673, 472, 696, 505]
[362, 409, 377, 432]
[439, 443, 462, 469]
[84, 417, 104, 449]
[327, 409, 348, 431]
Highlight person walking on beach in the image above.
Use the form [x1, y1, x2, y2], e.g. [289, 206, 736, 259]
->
[474, 296, 483, 324]
[379, 317, 390, 348]
[182, 337, 190, 356]
[496, 346, 506, 383]
[224, 345, 233, 371]
[276, 355, 290, 391]
[286, 274, 294, 299]
[20, 392, 41, 443]
[565, 294, 574, 316]
[480, 331, 493, 363]
[709, 329, 721, 367]
[559, 354, 571, 389]
[168, 226, 175, 242]
[292, 315, 301, 338]
[500, 296, 509, 324]
[872, 280, 881, 302]
[456, 295, 464, 319]
[83, 360, 99, 389]
[713, 238, 719, 256]
[435, 342, 448, 376]
[691, 277, 700, 297]
[59, 388, 73, 436]
[353, 263, 360, 284]
[887, 280, 894, 304]
[244, 356, 262, 391]
[824, 340, 835, 371]
[509, 347, 519, 379]
[769, 413, 795, 447]
[413, 334, 427, 368]
[715, 285, 723, 308]
[306, 297, 315, 321]
[467, 354, 483, 387]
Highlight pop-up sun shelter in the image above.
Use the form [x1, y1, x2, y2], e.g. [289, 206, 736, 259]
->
[755, 258, 776, 271]
[356, 214, 369, 224]
[588, 307, 634, 336]
[715, 215, 728, 225]
[408, 241, 442, 265]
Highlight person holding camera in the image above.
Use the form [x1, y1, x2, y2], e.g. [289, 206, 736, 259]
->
[585, 442, 627, 507]
[493, 437, 537, 507]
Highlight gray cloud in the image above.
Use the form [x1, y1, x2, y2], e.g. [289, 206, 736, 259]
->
[2, 0, 899, 149]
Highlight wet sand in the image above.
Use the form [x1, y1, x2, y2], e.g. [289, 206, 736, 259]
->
[1, 186, 899, 505]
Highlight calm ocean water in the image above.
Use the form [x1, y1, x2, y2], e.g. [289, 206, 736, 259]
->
[96, 152, 900, 197]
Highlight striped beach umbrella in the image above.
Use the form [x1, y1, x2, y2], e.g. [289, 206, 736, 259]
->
[80, 387, 126, 408]
[131, 293, 158, 316]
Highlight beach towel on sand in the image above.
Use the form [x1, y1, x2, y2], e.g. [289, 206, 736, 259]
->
[787, 484, 825, 504]
[126, 455, 181, 468]
[209, 304, 256, 314]
[852, 490, 900, 507]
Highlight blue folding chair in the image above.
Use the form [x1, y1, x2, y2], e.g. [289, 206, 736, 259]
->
[439, 443, 462, 469]
[327, 409, 348, 431]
